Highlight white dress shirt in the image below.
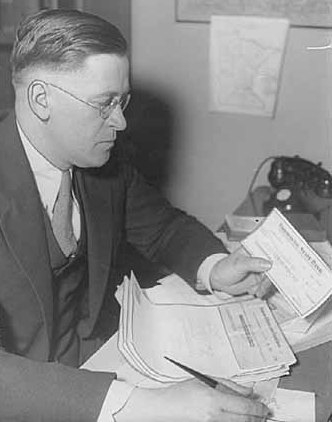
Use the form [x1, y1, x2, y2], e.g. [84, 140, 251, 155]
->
[18, 124, 81, 240]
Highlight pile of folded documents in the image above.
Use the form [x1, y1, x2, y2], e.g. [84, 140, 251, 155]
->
[117, 272, 296, 384]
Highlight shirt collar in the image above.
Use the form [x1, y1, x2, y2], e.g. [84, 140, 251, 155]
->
[17, 121, 62, 214]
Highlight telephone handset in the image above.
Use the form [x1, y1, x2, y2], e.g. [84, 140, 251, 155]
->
[263, 155, 332, 215]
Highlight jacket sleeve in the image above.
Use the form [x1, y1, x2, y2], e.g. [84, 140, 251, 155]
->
[0, 349, 115, 422]
[124, 165, 228, 285]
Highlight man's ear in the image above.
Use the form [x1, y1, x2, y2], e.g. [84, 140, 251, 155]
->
[27, 80, 50, 121]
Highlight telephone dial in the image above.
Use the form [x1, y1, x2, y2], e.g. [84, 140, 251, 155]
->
[263, 155, 332, 215]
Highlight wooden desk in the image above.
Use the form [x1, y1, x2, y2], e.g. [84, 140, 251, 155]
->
[233, 186, 332, 422]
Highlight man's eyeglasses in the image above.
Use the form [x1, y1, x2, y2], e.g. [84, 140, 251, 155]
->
[40, 80, 130, 120]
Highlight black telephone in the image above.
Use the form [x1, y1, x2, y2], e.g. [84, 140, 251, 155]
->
[263, 155, 332, 215]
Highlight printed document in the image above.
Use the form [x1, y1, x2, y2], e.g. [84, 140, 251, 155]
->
[242, 208, 332, 317]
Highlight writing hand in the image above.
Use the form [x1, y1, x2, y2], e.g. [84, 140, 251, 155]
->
[115, 379, 270, 422]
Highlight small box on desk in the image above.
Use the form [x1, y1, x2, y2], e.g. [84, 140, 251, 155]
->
[222, 212, 326, 242]
[223, 215, 264, 241]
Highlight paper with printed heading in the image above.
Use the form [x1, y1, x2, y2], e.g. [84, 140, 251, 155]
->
[219, 300, 295, 372]
[242, 208, 332, 317]
[209, 15, 289, 117]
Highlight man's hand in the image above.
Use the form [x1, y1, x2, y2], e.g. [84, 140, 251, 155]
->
[115, 378, 270, 422]
[210, 247, 272, 297]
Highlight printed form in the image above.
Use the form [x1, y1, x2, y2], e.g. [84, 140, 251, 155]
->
[242, 208, 332, 317]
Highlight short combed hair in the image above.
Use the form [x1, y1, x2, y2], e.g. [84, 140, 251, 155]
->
[10, 8, 128, 82]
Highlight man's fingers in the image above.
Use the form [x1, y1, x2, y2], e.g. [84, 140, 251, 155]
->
[226, 274, 260, 295]
[227, 248, 271, 275]
[219, 393, 270, 422]
[210, 248, 272, 295]
[237, 255, 272, 274]
[251, 276, 275, 298]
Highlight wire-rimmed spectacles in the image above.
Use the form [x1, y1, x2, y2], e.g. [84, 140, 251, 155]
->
[39, 80, 130, 120]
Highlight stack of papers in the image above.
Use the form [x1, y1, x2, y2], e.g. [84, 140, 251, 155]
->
[117, 272, 296, 384]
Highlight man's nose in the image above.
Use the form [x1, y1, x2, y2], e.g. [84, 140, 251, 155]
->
[107, 105, 127, 131]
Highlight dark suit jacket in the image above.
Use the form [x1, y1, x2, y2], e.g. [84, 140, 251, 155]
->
[0, 114, 226, 421]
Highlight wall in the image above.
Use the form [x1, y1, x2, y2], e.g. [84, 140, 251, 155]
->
[0, 45, 13, 118]
[84, 0, 130, 42]
[131, 0, 332, 231]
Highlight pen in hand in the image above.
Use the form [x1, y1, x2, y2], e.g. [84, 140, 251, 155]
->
[164, 356, 283, 422]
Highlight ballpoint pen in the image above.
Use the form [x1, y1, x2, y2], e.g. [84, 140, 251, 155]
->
[164, 356, 285, 422]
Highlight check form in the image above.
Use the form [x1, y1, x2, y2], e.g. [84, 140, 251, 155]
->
[219, 299, 295, 372]
[242, 208, 332, 317]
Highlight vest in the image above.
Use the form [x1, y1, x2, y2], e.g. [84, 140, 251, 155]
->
[42, 208, 89, 367]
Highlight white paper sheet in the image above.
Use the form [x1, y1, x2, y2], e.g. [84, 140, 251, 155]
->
[242, 208, 332, 317]
[269, 388, 315, 422]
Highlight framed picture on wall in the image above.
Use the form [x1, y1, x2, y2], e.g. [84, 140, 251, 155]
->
[176, 0, 332, 28]
[40, 0, 84, 11]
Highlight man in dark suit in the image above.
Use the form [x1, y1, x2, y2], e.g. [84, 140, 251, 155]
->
[0, 8, 271, 421]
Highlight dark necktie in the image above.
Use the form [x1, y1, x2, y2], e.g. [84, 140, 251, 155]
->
[52, 170, 77, 257]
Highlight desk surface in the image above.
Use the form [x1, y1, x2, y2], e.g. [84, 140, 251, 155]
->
[234, 186, 332, 422]
[83, 320, 332, 421]
[279, 341, 332, 422]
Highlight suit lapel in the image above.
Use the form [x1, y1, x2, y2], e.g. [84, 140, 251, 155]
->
[0, 114, 53, 344]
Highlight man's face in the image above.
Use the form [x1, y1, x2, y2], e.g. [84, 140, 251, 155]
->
[45, 53, 130, 169]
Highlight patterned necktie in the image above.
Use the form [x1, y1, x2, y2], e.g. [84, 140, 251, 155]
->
[52, 170, 77, 257]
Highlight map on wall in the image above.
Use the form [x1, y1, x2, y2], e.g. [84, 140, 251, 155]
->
[209, 16, 289, 118]
[176, 0, 332, 27]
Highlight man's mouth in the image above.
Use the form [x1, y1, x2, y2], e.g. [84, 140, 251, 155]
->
[98, 131, 117, 144]
[99, 136, 116, 143]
